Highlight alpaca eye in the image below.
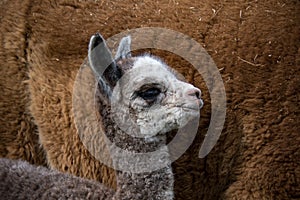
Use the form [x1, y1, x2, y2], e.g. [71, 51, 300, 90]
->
[138, 88, 161, 102]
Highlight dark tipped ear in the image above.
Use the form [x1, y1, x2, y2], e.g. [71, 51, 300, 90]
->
[115, 35, 132, 60]
[88, 33, 121, 87]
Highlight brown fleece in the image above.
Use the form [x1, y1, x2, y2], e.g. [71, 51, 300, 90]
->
[0, 0, 299, 199]
[0, 0, 46, 165]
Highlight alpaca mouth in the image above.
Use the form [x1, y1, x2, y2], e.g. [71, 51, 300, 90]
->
[180, 106, 200, 114]
[181, 106, 200, 113]
[181, 98, 204, 111]
[199, 98, 204, 109]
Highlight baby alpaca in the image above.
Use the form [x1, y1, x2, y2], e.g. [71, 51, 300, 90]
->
[0, 33, 203, 200]
[87, 33, 203, 199]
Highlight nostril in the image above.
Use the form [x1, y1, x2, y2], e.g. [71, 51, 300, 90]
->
[187, 88, 201, 99]
[195, 91, 200, 99]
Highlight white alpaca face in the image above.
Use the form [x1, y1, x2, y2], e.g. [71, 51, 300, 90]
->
[111, 56, 203, 138]
[88, 34, 203, 139]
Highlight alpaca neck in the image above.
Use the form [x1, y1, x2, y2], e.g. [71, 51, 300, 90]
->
[111, 136, 174, 200]
[96, 95, 174, 199]
[113, 164, 174, 200]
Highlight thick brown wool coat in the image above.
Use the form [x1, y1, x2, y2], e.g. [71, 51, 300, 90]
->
[0, 0, 299, 199]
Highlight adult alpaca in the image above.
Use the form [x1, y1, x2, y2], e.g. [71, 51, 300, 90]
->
[0, 1, 299, 199]
[0, 33, 203, 199]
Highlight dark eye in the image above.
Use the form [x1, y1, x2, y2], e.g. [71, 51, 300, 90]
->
[138, 88, 161, 102]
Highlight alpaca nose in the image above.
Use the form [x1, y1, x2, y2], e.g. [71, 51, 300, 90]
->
[186, 87, 204, 109]
[186, 88, 201, 99]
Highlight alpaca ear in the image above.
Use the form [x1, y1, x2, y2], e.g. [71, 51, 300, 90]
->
[115, 35, 132, 60]
[88, 33, 121, 87]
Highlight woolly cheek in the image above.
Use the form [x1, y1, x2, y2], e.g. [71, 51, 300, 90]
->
[135, 105, 191, 137]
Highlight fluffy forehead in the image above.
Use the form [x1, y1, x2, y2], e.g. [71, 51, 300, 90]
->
[115, 55, 188, 99]
[128, 56, 177, 84]
[133, 56, 168, 70]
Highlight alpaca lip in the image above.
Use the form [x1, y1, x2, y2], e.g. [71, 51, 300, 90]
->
[181, 106, 200, 113]
[182, 98, 203, 111]
[181, 106, 200, 112]
[199, 98, 204, 109]
[181, 104, 201, 112]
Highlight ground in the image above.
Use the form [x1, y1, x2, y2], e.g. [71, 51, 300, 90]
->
[0, 0, 299, 199]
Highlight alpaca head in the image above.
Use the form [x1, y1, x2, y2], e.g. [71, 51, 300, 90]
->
[88, 33, 203, 140]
